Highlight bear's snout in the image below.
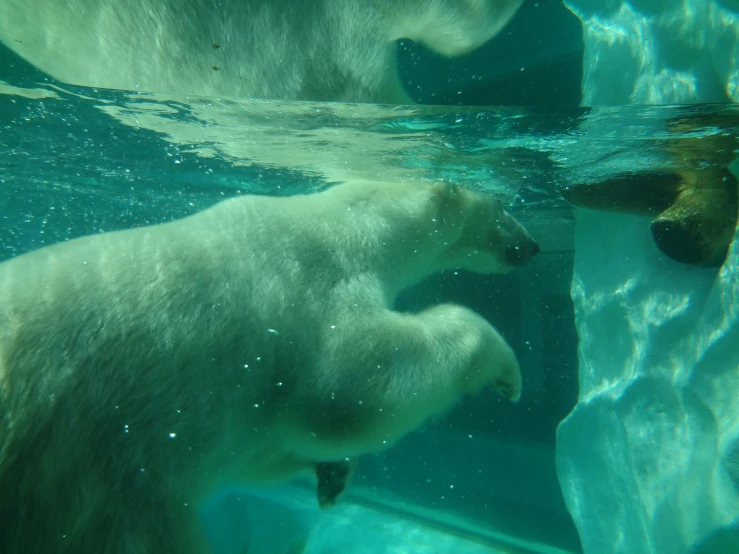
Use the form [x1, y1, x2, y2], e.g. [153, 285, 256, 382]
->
[504, 238, 540, 267]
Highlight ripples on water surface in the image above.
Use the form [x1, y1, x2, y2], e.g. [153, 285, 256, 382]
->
[1, 80, 738, 261]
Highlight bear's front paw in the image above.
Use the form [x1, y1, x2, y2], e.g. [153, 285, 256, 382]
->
[463, 321, 522, 403]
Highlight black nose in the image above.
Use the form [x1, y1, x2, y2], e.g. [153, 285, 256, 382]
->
[505, 239, 540, 266]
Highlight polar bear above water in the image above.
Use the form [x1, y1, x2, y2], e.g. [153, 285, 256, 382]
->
[0, 0, 523, 103]
[0, 180, 538, 554]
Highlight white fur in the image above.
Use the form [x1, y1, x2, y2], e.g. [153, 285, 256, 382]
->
[0, 0, 522, 103]
[0, 180, 534, 553]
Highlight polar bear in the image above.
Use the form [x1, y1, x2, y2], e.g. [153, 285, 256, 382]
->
[0, 0, 523, 103]
[0, 179, 538, 554]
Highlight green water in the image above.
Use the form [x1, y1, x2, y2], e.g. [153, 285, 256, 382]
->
[2, 74, 738, 553]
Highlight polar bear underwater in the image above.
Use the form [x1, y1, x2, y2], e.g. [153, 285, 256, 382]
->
[0, 179, 539, 553]
[0, 0, 523, 103]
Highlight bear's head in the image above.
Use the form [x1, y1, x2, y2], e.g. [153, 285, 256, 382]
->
[438, 182, 540, 274]
[399, 0, 524, 57]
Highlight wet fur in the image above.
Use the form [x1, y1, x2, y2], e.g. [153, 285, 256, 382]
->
[0, 180, 536, 553]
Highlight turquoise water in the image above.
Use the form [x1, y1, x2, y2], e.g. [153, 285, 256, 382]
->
[2, 78, 739, 554]
[6, 81, 736, 262]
